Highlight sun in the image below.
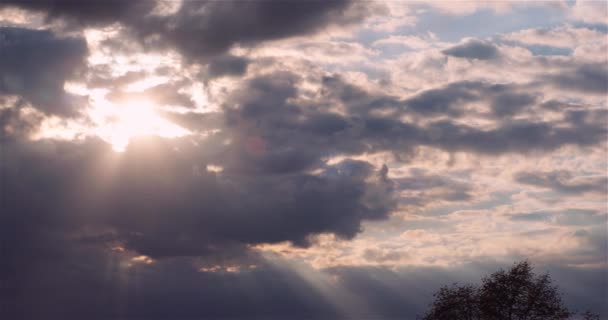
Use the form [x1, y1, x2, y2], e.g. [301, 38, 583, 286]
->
[89, 95, 189, 152]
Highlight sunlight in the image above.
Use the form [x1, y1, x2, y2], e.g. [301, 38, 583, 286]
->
[88, 93, 189, 152]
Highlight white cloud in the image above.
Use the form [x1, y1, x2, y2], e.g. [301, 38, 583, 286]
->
[504, 25, 606, 49]
[571, 0, 608, 24]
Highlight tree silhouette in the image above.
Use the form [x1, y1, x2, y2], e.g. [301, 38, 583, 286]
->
[421, 261, 598, 320]
[581, 311, 600, 320]
[421, 283, 480, 320]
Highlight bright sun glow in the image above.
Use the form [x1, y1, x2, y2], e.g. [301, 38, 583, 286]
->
[88, 92, 189, 152]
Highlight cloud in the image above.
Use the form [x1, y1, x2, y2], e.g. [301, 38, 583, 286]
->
[276, 40, 379, 64]
[514, 170, 608, 195]
[504, 25, 606, 49]
[3, 66, 602, 266]
[491, 92, 536, 117]
[6, 67, 602, 282]
[424, 119, 605, 155]
[2, 1, 373, 61]
[0, 0, 378, 101]
[0, 98, 43, 140]
[394, 171, 474, 203]
[323, 76, 541, 119]
[403, 81, 537, 118]
[318, 76, 605, 155]
[0, 27, 88, 116]
[1, 137, 396, 259]
[0, 0, 156, 27]
[206, 54, 249, 79]
[442, 39, 499, 60]
[509, 209, 607, 226]
[403, 81, 481, 116]
[1, 3, 607, 319]
[107, 82, 194, 108]
[544, 63, 608, 94]
[373, 33, 444, 50]
[571, 0, 608, 25]
[147, 1, 375, 60]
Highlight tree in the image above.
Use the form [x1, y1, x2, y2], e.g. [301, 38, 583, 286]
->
[580, 311, 600, 320]
[421, 284, 479, 320]
[421, 261, 598, 320]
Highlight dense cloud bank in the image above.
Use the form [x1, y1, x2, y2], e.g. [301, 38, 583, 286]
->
[1, 0, 371, 59]
[1, 137, 394, 256]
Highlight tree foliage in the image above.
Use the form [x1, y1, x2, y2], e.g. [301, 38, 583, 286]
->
[421, 261, 598, 320]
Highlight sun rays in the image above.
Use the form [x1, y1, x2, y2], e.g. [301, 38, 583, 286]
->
[89, 95, 189, 152]
[42, 83, 191, 152]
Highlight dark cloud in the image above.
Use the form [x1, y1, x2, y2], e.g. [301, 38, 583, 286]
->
[220, 74, 605, 165]
[564, 108, 608, 127]
[404, 81, 480, 117]
[514, 170, 608, 195]
[2, 1, 374, 61]
[0, 27, 88, 116]
[421, 116, 605, 154]
[402, 81, 536, 118]
[0, 135, 394, 317]
[491, 92, 536, 117]
[571, 226, 608, 267]
[509, 209, 607, 226]
[1, 137, 396, 259]
[1, 0, 156, 27]
[153, 1, 373, 59]
[206, 54, 250, 79]
[352, 120, 547, 157]
[546, 64, 608, 94]
[442, 39, 499, 60]
[320, 75, 402, 117]
[323, 76, 540, 119]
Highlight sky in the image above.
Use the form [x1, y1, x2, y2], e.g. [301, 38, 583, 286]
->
[0, 1, 607, 319]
